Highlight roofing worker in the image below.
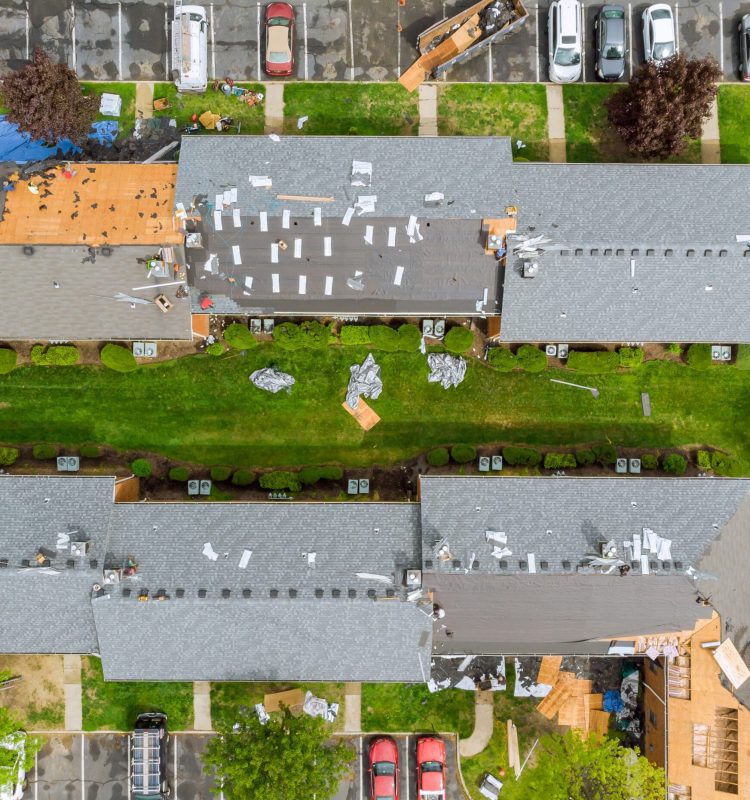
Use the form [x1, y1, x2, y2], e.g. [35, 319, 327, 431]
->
[199, 294, 214, 310]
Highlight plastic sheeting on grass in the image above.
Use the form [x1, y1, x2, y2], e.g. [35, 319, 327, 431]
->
[249, 367, 295, 394]
[345, 353, 382, 409]
[427, 352, 467, 389]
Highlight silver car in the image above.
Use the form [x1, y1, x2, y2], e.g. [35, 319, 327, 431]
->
[548, 0, 582, 83]
[642, 3, 677, 64]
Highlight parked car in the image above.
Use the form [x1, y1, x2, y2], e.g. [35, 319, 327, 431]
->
[264, 2, 295, 77]
[594, 5, 626, 81]
[416, 736, 446, 800]
[740, 14, 750, 81]
[368, 736, 399, 800]
[130, 713, 169, 800]
[642, 4, 677, 64]
[547, 0, 582, 83]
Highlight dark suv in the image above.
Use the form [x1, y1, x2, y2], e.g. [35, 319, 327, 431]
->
[131, 713, 169, 800]
[595, 5, 626, 81]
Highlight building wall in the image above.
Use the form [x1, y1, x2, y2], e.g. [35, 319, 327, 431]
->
[644, 657, 667, 768]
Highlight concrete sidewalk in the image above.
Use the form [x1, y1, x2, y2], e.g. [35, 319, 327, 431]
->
[264, 83, 285, 134]
[135, 82, 154, 120]
[343, 682, 361, 733]
[458, 690, 494, 757]
[418, 84, 438, 136]
[701, 98, 721, 164]
[546, 84, 567, 163]
[63, 654, 82, 731]
[193, 681, 212, 731]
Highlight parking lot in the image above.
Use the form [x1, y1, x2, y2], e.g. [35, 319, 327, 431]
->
[30, 731, 462, 800]
[0, 0, 747, 84]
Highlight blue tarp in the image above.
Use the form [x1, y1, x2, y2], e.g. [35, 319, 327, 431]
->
[0, 115, 80, 163]
[88, 120, 118, 146]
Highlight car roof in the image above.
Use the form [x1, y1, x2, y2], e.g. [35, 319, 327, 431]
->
[603, 16, 625, 44]
[652, 16, 674, 41]
[558, 1, 579, 32]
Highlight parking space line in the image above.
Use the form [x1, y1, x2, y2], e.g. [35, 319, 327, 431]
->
[628, 3, 632, 78]
[210, 3, 215, 79]
[488, 42, 493, 81]
[256, 3, 261, 79]
[397, 5, 401, 77]
[303, 1, 308, 80]
[71, 2, 76, 70]
[34, 750, 38, 800]
[118, 2, 123, 80]
[404, 736, 409, 800]
[359, 736, 363, 800]
[535, 5, 540, 83]
[164, 2, 170, 82]
[580, 3, 585, 78]
[80, 733, 85, 800]
[127, 733, 131, 800]
[25, 8, 29, 60]
[675, 3, 679, 51]
[347, 0, 354, 79]
[174, 733, 178, 795]
[719, 2, 724, 71]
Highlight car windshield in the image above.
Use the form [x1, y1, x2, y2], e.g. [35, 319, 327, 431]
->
[554, 47, 581, 66]
[268, 51, 289, 62]
[374, 762, 396, 776]
[603, 8, 624, 18]
[653, 42, 674, 60]
[605, 44, 624, 58]
[268, 17, 290, 26]
[421, 761, 443, 772]
[651, 9, 671, 20]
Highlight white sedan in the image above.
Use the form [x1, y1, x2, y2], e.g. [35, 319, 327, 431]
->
[642, 4, 677, 64]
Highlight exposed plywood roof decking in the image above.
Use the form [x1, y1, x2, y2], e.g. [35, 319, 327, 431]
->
[0, 164, 181, 246]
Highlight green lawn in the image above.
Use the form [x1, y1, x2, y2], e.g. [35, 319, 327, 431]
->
[212, 682, 345, 731]
[362, 683, 476, 737]
[152, 82, 266, 134]
[1, 347, 750, 471]
[282, 83, 418, 135]
[81, 657, 193, 731]
[80, 82, 137, 137]
[718, 85, 750, 163]
[437, 84, 549, 161]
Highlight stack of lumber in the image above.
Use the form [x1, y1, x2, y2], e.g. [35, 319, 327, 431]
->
[535, 659, 610, 735]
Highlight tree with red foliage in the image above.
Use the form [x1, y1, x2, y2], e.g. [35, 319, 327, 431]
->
[2, 47, 98, 144]
[606, 53, 721, 160]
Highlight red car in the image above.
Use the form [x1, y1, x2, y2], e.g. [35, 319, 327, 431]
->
[416, 736, 446, 800]
[368, 736, 400, 800]
[264, 2, 295, 76]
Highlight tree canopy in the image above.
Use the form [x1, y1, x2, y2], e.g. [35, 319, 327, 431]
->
[606, 53, 721, 159]
[2, 47, 98, 143]
[503, 731, 664, 800]
[202, 707, 352, 800]
[0, 707, 42, 773]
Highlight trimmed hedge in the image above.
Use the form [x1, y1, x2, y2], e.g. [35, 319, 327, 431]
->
[223, 322, 258, 350]
[666, 343, 683, 355]
[33, 444, 58, 460]
[0, 446, 19, 466]
[443, 326, 474, 354]
[711, 452, 740, 476]
[575, 449, 596, 466]
[210, 465, 233, 482]
[169, 466, 191, 482]
[131, 458, 152, 478]
[427, 447, 450, 467]
[0, 348, 17, 374]
[31, 344, 79, 366]
[737, 344, 750, 370]
[686, 343, 712, 370]
[451, 444, 476, 464]
[593, 443, 617, 465]
[231, 468, 256, 486]
[298, 465, 344, 485]
[544, 452, 577, 469]
[80, 444, 101, 458]
[397, 323, 422, 353]
[567, 350, 619, 373]
[516, 345, 547, 373]
[259, 471, 302, 492]
[101, 343, 138, 373]
[369, 325, 400, 352]
[618, 347, 644, 368]
[641, 454, 658, 470]
[662, 453, 687, 475]
[340, 325, 371, 346]
[502, 446, 542, 466]
[274, 321, 332, 350]
[206, 342, 224, 356]
[488, 347, 516, 371]
[696, 451, 712, 471]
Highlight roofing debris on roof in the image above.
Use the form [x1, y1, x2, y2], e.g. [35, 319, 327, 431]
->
[345, 353, 382, 409]
[427, 353, 467, 389]
[250, 367, 295, 394]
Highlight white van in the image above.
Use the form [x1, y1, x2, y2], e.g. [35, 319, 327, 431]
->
[171, 0, 208, 92]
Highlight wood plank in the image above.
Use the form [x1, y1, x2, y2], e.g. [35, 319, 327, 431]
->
[342, 398, 381, 430]
[589, 710, 610, 736]
[584, 693, 603, 712]
[558, 696, 585, 728]
[264, 688, 306, 712]
[537, 678, 573, 720]
[506, 719, 521, 778]
[713, 639, 750, 689]
[536, 656, 562, 686]
[571, 678, 593, 697]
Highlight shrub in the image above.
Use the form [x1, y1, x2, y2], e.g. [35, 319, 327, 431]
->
[451, 444, 476, 464]
[101, 343, 138, 373]
[340, 325, 371, 346]
[488, 347, 516, 371]
[31, 344, 79, 366]
[737, 344, 750, 370]
[206, 342, 224, 356]
[298, 465, 343, 485]
[369, 325, 400, 352]
[273, 321, 332, 350]
[231, 468, 256, 486]
[259, 471, 302, 492]
[502, 446, 542, 466]
[686, 343, 712, 370]
[0, 348, 17, 374]
[397, 323, 422, 352]
[427, 447, 450, 467]
[32, 443, 58, 460]
[567, 350, 619, 373]
[575, 449, 596, 466]
[593, 443, 618, 465]
[666, 343, 683, 355]
[640, 454, 658, 470]
[618, 347, 644, 368]
[544, 452, 577, 469]
[210, 465, 233, 482]
[131, 458, 152, 478]
[696, 451, 712, 471]
[223, 322, 258, 350]
[273, 322, 303, 350]
[443, 326, 474, 354]
[662, 453, 687, 475]
[169, 466, 191, 482]
[711, 452, 740, 476]
[516, 344, 547, 373]
[80, 444, 101, 458]
[0, 446, 19, 466]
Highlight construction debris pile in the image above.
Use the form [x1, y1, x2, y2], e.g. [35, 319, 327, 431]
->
[429, 655, 506, 692]
[250, 367, 295, 394]
[302, 690, 340, 723]
[427, 353, 467, 389]
[346, 353, 382, 409]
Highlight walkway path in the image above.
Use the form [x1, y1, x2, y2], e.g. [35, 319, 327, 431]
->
[264, 83, 285, 135]
[343, 682, 361, 733]
[63, 654, 82, 732]
[135, 82, 154, 120]
[545, 84, 567, 163]
[193, 681, 212, 731]
[458, 690, 494, 758]
[418, 84, 438, 136]
[701, 98, 721, 164]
